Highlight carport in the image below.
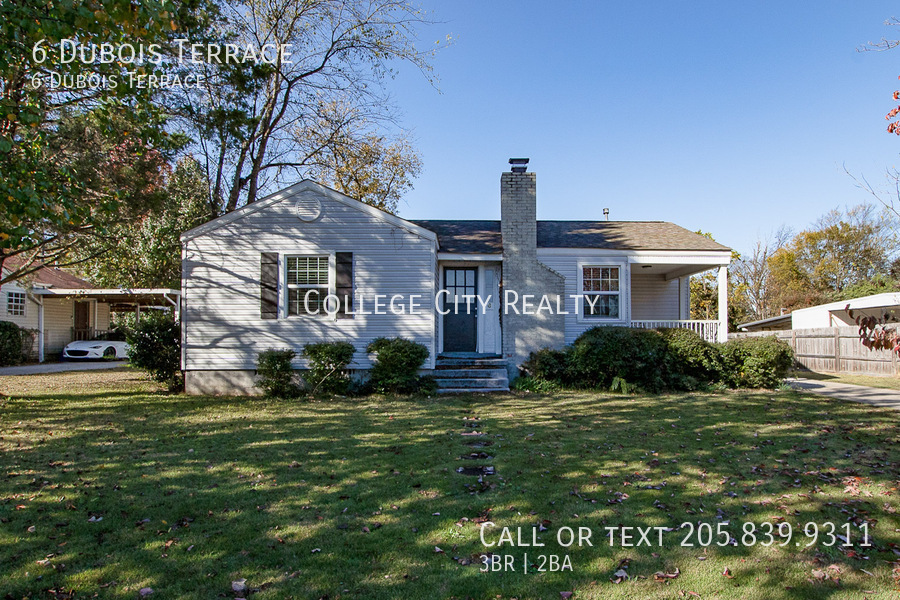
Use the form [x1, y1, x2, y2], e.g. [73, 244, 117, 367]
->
[32, 288, 180, 362]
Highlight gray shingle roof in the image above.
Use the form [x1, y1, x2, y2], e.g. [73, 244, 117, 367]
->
[410, 220, 730, 253]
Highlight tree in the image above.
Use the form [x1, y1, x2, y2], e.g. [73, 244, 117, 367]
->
[0, 0, 187, 284]
[763, 204, 899, 314]
[689, 231, 746, 329]
[170, 0, 444, 213]
[73, 157, 213, 288]
[729, 227, 791, 321]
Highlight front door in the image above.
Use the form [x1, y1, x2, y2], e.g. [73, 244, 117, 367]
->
[443, 268, 477, 353]
[73, 301, 90, 340]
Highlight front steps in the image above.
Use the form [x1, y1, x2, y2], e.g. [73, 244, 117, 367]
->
[434, 354, 509, 393]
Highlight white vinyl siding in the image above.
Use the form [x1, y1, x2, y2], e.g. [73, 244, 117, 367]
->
[536, 251, 630, 344]
[182, 188, 437, 371]
[0, 283, 38, 329]
[630, 274, 681, 320]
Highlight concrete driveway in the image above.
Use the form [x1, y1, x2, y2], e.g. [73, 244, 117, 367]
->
[0, 361, 128, 376]
[789, 377, 900, 410]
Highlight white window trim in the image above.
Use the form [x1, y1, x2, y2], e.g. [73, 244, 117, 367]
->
[283, 253, 335, 319]
[576, 261, 626, 323]
[6, 290, 26, 317]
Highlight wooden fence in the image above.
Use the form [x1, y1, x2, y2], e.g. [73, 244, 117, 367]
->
[731, 327, 899, 376]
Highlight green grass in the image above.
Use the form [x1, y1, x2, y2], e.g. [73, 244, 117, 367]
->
[792, 369, 900, 391]
[2, 369, 900, 599]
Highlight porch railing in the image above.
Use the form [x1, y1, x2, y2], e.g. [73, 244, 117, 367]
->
[72, 328, 111, 341]
[630, 320, 720, 343]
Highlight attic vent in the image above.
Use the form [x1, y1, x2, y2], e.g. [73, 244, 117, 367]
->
[295, 194, 321, 222]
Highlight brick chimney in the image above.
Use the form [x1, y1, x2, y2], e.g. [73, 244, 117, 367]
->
[499, 158, 565, 378]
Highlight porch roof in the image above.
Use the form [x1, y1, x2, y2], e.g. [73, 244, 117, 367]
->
[411, 220, 731, 254]
[33, 287, 180, 306]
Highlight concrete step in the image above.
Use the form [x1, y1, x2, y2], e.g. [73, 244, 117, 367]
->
[433, 368, 508, 379]
[435, 359, 507, 369]
[434, 377, 508, 389]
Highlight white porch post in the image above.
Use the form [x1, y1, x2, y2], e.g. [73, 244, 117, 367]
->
[717, 266, 728, 343]
[37, 296, 44, 363]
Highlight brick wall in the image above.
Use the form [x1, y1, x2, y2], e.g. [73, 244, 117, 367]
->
[500, 170, 566, 378]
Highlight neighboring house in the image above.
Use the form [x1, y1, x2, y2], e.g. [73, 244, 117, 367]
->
[181, 159, 732, 395]
[736, 313, 793, 332]
[793, 293, 900, 329]
[0, 258, 180, 361]
[738, 292, 900, 332]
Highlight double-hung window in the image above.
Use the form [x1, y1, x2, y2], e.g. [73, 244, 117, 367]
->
[581, 266, 620, 319]
[286, 256, 329, 316]
[6, 291, 25, 317]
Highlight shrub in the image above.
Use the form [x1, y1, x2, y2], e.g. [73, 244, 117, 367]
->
[302, 341, 356, 395]
[721, 336, 794, 388]
[0, 321, 24, 366]
[569, 326, 675, 392]
[366, 337, 431, 394]
[126, 317, 182, 391]
[521, 347, 571, 384]
[659, 327, 724, 383]
[256, 349, 301, 398]
[512, 375, 562, 393]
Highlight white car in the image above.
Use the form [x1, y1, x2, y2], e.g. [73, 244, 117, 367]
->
[63, 338, 129, 360]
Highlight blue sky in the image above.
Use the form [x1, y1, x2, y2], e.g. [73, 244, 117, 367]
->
[389, 1, 900, 254]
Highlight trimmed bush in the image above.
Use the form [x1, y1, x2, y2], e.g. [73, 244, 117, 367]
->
[569, 326, 675, 392]
[256, 349, 301, 398]
[126, 317, 182, 391]
[659, 327, 725, 383]
[302, 341, 355, 395]
[521, 347, 571, 384]
[366, 337, 431, 394]
[0, 320, 25, 366]
[721, 336, 794, 388]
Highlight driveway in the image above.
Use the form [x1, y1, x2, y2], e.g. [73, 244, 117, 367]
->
[789, 377, 900, 410]
[0, 361, 128, 376]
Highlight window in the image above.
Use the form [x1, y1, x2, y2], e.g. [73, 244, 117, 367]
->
[6, 291, 25, 317]
[286, 256, 329, 316]
[581, 266, 620, 319]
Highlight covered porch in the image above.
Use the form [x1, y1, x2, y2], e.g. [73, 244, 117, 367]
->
[627, 254, 729, 343]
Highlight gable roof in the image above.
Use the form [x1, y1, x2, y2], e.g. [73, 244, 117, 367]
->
[411, 220, 731, 253]
[181, 180, 438, 243]
[2, 256, 95, 289]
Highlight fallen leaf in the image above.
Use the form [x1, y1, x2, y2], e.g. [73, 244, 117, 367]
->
[653, 567, 680, 581]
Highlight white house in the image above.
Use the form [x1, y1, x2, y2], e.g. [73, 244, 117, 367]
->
[181, 159, 731, 394]
[1, 259, 180, 362]
[792, 293, 900, 329]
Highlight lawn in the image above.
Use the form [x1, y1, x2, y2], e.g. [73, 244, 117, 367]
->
[2, 370, 900, 599]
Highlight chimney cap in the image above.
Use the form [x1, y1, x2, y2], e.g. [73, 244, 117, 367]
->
[509, 157, 529, 173]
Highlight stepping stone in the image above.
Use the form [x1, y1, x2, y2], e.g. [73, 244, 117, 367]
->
[456, 466, 495, 476]
[460, 452, 493, 460]
[460, 431, 484, 436]
[463, 440, 493, 448]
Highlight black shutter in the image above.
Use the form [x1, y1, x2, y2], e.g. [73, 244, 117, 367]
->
[335, 252, 353, 319]
[260, 252, 279, 319]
